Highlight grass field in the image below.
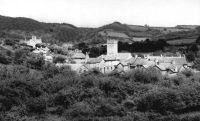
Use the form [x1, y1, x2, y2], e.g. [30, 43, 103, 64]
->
[167, 38, 196, 45]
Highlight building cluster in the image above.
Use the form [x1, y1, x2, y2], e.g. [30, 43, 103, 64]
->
[24, 35, 196, 76]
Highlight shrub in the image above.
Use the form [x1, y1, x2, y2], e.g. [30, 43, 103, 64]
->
[53, 56, 66, 63]
[42, 63, 60, 79]
[26, 54, 45, 70]
[0, 50, 12, 64]
[54, 87, 80, 108]
[181, 69, 193, 77]
[26, 96, 46, 114]
[126, 68, 162, 84]
[180, 112, 200, 121]
[64, 101, 93, 119]
[95, 102, 125, 117]
[13, 49, 29, 65]
[136, 87, 183, 114]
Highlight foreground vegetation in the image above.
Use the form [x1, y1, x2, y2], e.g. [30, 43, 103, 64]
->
[1, 55, 200, 121]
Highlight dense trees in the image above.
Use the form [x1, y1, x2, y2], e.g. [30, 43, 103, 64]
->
[118, 39, 168, 52]
[1, 57, 200, 121]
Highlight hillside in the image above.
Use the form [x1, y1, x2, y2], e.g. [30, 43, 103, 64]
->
[0, 15, 199, 44]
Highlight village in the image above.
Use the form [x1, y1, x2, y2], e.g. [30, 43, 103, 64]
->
[13, 35, 197, 77]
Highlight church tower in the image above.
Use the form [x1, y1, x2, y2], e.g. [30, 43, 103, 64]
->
[107, 39, 118, 55]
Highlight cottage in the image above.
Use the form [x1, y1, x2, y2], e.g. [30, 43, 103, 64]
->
[114, 61, 130, 72]
[25, 36, 42, 48]
[71, 52, 86, 63]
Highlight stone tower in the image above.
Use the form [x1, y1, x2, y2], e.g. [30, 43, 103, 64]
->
[107, 39, 118, 55]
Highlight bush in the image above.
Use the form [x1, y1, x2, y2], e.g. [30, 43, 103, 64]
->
[180, 112, 200, 121]
[95, 101, 125, 117]
[181, 69, 193, 77]
[26, 54, 45, 70]
[13, 49, 29, 65]
[64, 101, 93, 119]
[53, 56, 66, 63]
[136, 87, 183, 114]
[126, 68, 162, 84]
[0, 50, 12, 64]
[54, 87, 80, 108]
[26, 96, 47, 114]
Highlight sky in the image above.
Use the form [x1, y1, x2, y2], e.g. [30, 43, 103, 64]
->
[0, 0, 200, 27]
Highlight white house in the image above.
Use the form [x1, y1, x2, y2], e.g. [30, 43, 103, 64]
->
[25, 36, 42, 48]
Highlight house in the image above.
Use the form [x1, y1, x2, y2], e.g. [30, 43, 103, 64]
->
[86, 56, 103, 69]
[62, 43, 73, 50]
[25, 36, 42, 48]
[114, 61, 130, 72]
[127, 57, 155, 69]
[78, 64, 89, 73]
[43, 53, 53, 63]
[32, 47, 49, 54]
[153, 63, 178, 76]
[71, 52, 86, 63]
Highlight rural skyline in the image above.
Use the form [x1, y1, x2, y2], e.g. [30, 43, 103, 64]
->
[0, 0, 200, 27]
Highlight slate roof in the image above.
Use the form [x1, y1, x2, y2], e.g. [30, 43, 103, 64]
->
[163, 57, 187, 65]
[154, 62, 187, 73]
[148, 56, 187, 65]
[117, 53, 132, 61]
[155, 63, 176, 71]
[115, 61, 129, 67]
[102, 54, 119, 61]
[126, 57, 137, 64]
[86, 57, 103, 64]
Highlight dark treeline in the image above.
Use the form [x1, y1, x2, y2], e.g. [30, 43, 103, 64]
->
[76, 39, 168, 58]
[118, 39, 168, 52]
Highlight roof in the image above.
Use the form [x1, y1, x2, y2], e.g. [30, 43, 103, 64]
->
[130, 58, 156, 68]
[164, 57, 187, 65]
[117, 53, 132, 61]
[86, 57, 103, 64]
[115, 61, 129, 67]
[126, 57, 137, 64]
[143, 60, 156, 67]
[149, 56, 187, 65]
[71, 52, 86, 59]
[132, 58, 146, 66]
[103, 54, 119, 61]
[79, 64, 89, 70]
[154, 63, 180, 72]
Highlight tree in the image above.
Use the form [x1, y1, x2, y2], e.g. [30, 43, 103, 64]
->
[53, 56, 66, 63]
[186, 51, 195, 62]
[196, 35, 200, 44]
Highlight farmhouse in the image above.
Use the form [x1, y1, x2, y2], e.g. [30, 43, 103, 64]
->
[25, 36, 42, 48]
[71, 52, 86, 63]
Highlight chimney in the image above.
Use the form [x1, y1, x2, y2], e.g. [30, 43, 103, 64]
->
[155, 59, 159, 65]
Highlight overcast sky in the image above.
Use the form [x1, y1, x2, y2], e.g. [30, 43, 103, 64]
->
[0, 0, 200, 27]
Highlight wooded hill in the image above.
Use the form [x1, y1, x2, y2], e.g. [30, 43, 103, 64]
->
[0, 15, 199, 45]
